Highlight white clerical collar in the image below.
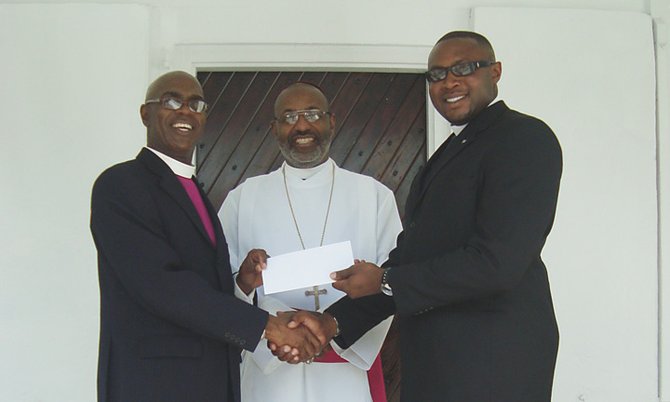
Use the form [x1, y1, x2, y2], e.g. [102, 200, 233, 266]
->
[451, 124, 467, 136]
[146, 147, 195, 178]
[282, 158, 334, 181]
[450, 98, 499, 136]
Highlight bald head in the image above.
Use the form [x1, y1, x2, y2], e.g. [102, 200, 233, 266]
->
[145, 71, 204, 102]
[274, 83, 329, 117]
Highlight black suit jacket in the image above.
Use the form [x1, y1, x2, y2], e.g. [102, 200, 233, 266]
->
[328, 101, 562, 402]
[90, 148, 268, 402]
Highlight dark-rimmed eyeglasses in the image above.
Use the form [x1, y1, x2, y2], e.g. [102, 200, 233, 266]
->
[425, 61, 495, 83]
[145, 96, 209, 113]
[275, 109, 331, 125]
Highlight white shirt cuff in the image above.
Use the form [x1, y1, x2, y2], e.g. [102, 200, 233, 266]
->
[233, 274, 256, 304]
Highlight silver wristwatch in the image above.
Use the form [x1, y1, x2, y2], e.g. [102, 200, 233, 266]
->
[380, 267, 393, 296]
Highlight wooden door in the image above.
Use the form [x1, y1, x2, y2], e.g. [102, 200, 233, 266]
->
[196, 71, 427, 402]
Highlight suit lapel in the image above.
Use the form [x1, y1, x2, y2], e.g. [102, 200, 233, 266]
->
[137, 149, 214, 248]
[403, 135, 454, 219]
[411, 101, 509, 210]
[197, 177, 234, 292]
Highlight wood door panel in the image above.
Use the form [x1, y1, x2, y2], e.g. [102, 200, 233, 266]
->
[330, 73, 396, 165]
[342, 74, 422, 174]
[198, 71, 255, 163]
[361, 75, 426, 180]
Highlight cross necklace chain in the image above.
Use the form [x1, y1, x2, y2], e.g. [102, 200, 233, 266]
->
[282, 162, 335, 311]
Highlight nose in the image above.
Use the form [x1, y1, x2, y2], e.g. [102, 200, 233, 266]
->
[441, 71, 460, 89]
[293, 114, 312, 130]
[174, 103, 192, 114]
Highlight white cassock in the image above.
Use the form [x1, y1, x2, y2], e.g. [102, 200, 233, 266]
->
[220, 158, 402, 402]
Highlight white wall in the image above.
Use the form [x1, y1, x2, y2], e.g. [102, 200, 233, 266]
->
[651, 0, 670, 402]
[0, 1, 667, 401]
[475, 8, 658, 401]
[653, 1, 670, 400]
[0, 4, 149, 401]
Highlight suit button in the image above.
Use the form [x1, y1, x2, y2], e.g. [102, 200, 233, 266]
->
[409, 222, 416, 229]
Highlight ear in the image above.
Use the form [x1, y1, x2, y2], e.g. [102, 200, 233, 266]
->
[270, 120, 279, 137]
[140, 104, 150, 127]
[490, 61, 502, 84]
[328, 113, 336, 130]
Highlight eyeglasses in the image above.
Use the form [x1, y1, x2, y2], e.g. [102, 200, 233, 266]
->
[275, 109, 331, 125]
[425, 61, 495, 83]
[145, 96, 209, 113]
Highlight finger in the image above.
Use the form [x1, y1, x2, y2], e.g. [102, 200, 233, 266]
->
[268, 341, 292, 362]
[287, 311, 311, 329]
[303, 328, 322, 353]
[331, 278, 349, 295]
[298, 315, 328, 345]
[294, 328, 318, 357]
[253, 257, 267, 271]
[329, 266, 355, 281]
[273, 346, 296, 362]
[253, 249, 268, 263]
[277, 311, 296, 320]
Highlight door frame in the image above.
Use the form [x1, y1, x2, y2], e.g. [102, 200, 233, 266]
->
[170, 43, 448, 157]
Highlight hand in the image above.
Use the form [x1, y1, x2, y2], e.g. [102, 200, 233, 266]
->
[269, 311, 338, 363]
[288, 310, 338, 344]
[236, 249, 267, 294]
[330, 261, 383, 298]
[264, 312, 322, 363]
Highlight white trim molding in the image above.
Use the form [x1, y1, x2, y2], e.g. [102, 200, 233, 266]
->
[171, 43, 431, 72]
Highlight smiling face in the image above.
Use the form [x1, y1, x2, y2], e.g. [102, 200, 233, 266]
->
[272, 83, 335, 168]
[140, 71, 206, 164]
[428, 38, 501, 125]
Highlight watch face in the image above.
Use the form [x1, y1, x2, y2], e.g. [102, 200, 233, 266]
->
[380, 268, 393, 296]
[381, 283, 393, 296]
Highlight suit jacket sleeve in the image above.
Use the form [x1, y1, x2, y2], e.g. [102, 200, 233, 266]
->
[91, 169, 268, 351]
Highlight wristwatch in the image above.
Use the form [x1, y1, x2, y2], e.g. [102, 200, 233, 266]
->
[380, 267, 393, 296]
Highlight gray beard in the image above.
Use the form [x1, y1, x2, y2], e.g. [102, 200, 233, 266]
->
[280, 145, 329, 168]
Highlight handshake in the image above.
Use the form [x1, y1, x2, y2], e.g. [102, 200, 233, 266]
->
[239, 249, 387, 363]
[264, 310, 339, 364]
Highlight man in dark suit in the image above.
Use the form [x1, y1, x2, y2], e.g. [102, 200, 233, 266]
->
[284, 31, 562, 401]
[90, 71, 321, 402]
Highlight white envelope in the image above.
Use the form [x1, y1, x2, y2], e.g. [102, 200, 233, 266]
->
[262, 241, 354, 294]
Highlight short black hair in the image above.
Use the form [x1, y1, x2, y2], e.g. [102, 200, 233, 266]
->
[435, 31, 496, 61]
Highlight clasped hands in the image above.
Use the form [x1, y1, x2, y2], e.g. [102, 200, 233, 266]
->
[265, 310, 338, 363]
[237, 250, 386, 363]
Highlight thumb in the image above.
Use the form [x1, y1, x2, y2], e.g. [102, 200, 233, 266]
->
[250, 249, 268, 263]
[287, 311, 310, 329]
[330, 266, 354, 281]
[297, 314, 328, 345]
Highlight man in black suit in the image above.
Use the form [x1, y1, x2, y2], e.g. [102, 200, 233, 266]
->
[90, 71, 321, 402]
[284, 31, 562, 401]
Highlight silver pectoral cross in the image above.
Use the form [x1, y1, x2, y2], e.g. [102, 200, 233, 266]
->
[304, 286, 328, 310]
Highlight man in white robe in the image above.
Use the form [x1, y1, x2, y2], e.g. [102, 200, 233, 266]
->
[219, 82, 402, 402]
